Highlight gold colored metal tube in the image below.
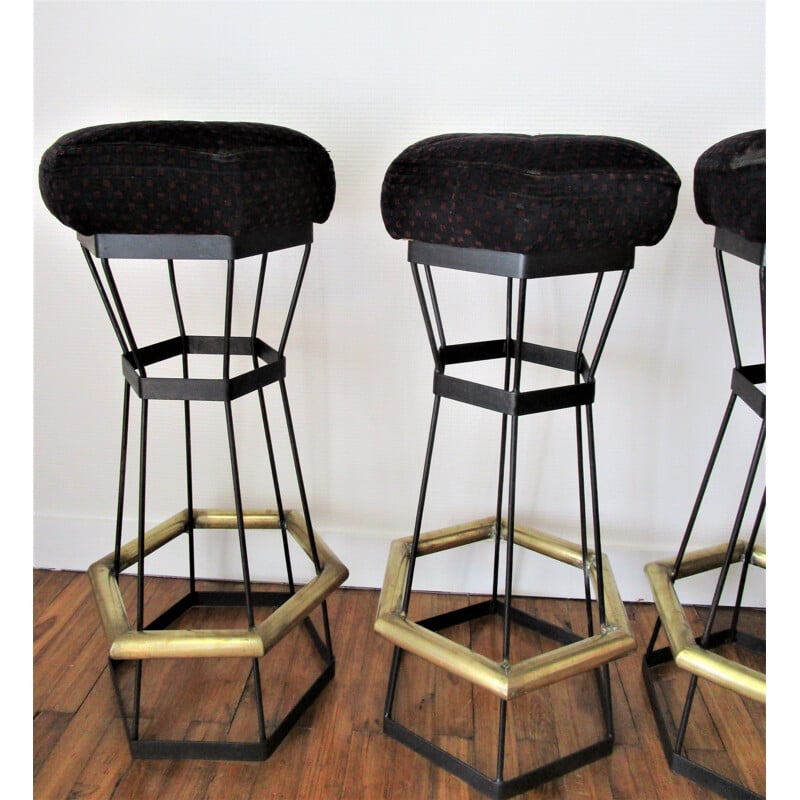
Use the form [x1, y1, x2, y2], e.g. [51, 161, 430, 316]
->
[375, 614, 509, 698]
[89, 507, 349, 662]
[646, 554, 766, 704]
[375, 517, 636, 700]
[413, 517, 496, 557]
[88, 510, 190, 647]
[510, 522, 589, 570]
[110, 628, 265, 660]
[507, 627, 634, 698]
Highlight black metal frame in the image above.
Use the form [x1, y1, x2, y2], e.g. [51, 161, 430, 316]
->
[383, 241, 635, 798]
[79, 224, 335, 761]
[642, 228, 766, 800]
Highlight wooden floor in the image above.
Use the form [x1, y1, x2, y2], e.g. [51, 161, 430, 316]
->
[33, 569, 765, 799]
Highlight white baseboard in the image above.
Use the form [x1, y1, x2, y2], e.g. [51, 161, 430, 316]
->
[33, 514, 765, 608]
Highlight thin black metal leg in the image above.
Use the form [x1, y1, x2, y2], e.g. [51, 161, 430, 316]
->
[700, 420, 765, 646]
[101, 258, 147, 377]
[401, 394, 442, 613]
[278, 378, 332, 651]
[132, 397, 149, 741]
[279, 244, 311, 357]
[167, 259, 196, 591]
[501, 279, 527, 659]
[673, 393, 738, 575]
[224, 399, 256, 628]
[645, 616, 663, 657]
[717, 251, 742, 370]
[585, 404, 606, 626]
[184, 395, 196, 594]
[113, 383, 131, 576]
[136, 399, 149, 630]
[496, 698, 509, 783]
[220, 258, 257, 626]
[759, 264, 766, 353]
[492, 278, 514, 606]
[494, 279, 526, 787]
[132, 659, 144, 741]
[731, 490, 766, 636]
[673, 673, 699, 755]
[410, 262, 444, 372]
[384, 645, 403, 723]
[259, 387, 296, 593]
[575, 406, 593, 635]
[382, 393, 452, 777]
[584, 404, 614, 735]
[250, 657, 268, 743]
[82, 248, 129, 357]
[502, 413, 520, 660]
[250, 252, 295, 593]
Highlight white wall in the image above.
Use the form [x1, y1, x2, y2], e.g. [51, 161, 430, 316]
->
[33, 0, 766, 605]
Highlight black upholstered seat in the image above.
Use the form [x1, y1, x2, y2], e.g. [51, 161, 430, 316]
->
[39, 121, 335, 237]
[380, 133, 680, 254]
[693, 129, 766, 243]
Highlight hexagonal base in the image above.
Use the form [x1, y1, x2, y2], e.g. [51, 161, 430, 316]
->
[88, 507, 349, 760]
[645, 541, 765, 702]
[375, 516, 636, 700]
[642, 541, 765, 799]
[375, 516, 636, 798]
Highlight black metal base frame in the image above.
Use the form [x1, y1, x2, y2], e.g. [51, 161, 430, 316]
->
[641, 228, 766, 800]
[78, 225, 340, 762]
[377, 240, 637, 798]
[384, 599, 614, 800]
[642, 630, 765, 800]
[108, 588, 334, 761]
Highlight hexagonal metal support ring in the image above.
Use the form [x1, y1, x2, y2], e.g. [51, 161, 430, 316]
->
[374, 516, 636, 700]
[88, 507, 349, 661]
[645, 541, 766, 703]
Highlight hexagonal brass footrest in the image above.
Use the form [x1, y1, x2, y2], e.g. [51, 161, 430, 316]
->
[375, 516, 636, 699]
[376, 516, 636, 797]
[89, 507, 349, 661]
[87, 507, 349, 760]
[645, 541, 766, 703]
[642, 542, 765, 799]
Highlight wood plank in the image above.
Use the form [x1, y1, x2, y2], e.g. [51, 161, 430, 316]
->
[33, 572, 97, 711]
[340, 730, 391, 799]
[469, 605, 504, 777]
[430, 734, 477, 800]
[33, 665, 126, 800]
[695, 678, 766, 794]
[205, 761, 260, 800]
[32, 710, 72, 776]
[32, 570, 765, 800]
[33, 569, 77, 621]
[617, 602, 720, 800]
[430, 592, 474, 740]
[107, 759, 169, 800]
[558, 599, 614, 800]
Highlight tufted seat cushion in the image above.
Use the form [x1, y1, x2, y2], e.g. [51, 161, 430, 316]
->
[380, 133, 680, 255]
[39, 121, 335, 237]
[693, 130, 765, 243]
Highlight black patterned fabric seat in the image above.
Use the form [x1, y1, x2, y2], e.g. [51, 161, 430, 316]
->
[39, 121, 336, 237]
[693, 129, 766, 243]
[381, 133, 680, 254]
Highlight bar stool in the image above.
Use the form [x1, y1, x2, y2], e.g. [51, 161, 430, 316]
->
[375, 133, 680, 798]
[38, 121, 349, 760]
[642, 130, 766, 799]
